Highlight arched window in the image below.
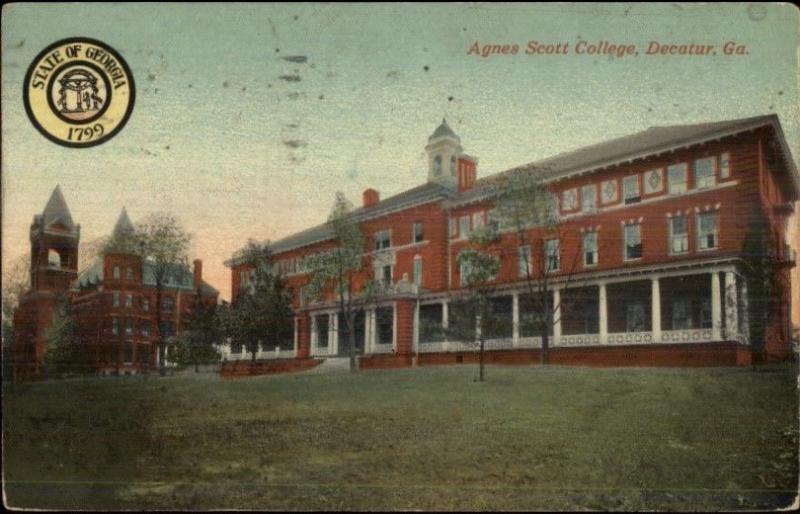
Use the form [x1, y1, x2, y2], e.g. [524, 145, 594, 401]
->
[433, 155, 442, 177]
[450, 155, 456, 176]
[47, 249, 61, 268]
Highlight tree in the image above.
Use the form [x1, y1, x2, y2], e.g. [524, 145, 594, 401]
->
[44, 298, 92, 378]
[452, 226, 503, 381]
[170, 299, 223, 371]
[2, 254, 29, 382]
[740, 207, 789, 354]
[135, 213, 192, 376]
[306, 192, 370, 372]
[489, 170, 583, 365]
[223, 240, 294, 362]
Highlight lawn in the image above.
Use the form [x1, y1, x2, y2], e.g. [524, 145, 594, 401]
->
[3, 363, 798, 511]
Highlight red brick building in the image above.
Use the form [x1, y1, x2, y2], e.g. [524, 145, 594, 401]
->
[13, 189, 219, 380]
[226, 115, 798, 368]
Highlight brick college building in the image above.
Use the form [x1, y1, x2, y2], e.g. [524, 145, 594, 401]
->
[12, 189, 219, 380]
[228, 114, 797, 369]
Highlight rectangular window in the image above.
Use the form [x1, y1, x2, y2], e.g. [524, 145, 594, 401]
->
[113, 266, 120, 279]
[376, 306, 394, 345]
[413, 221, 424, 243]
[112, 318, 119, 335]
[697, 212, 718, 250]
[668, 163, 688, 194]
[382, 265, 392, 286]
[125, 318, 133, 336]
[671, 299, 691, 330]
[413, 256, 422, 287]
[623, 175, 640, 204]
[624, 224, 642, 261]
[694, 157, 716, 189]
[583, 232, 598, 266]
[626, 302, 646, 332]
[126, 267, 134, 280]
[545, 239, 559, 272]
[449, 217, 458, 238]
[581, 184, 597, 212]
[518, 245, 531, 278]
[374, 230, 391, 251]
[141, 323, 150, 337]
[125, 294, 133, 308]
[472, 212, 484, 230]
[459, 216, 470, 239]
[113, 292, 120, 307]
[459, 261, 472, 287]
[669, 216, 689, 254]
[142, 297, 149, 311]
[720, 152, 731, 179]
[124, 343, 133, 363]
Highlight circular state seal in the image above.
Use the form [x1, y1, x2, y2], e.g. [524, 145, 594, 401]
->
[24, 38, 135, 148]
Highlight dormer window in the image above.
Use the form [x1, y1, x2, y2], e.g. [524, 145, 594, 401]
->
[450, 155, 456, 176]
[433, 155, 442, 177]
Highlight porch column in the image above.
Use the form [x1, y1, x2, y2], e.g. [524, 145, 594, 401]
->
[725, 271, 739, 341]
[442, 300, 449, 340]
[310, 315, 318, 357]
[413, 301, 420, 355]
[293, 317, 299, 356]
[330, 313, 338, 355]
[651, 277, 661, 343]
[553, 287, 562, 346]
[512, 292, 520, 347]
[740, 280, 750, 344]
[711, 272, 722, 341]
[598, 283, 608, 345]
[363, 310, 372, 355]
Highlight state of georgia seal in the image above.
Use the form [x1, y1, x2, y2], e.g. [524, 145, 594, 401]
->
[23, 38, 135, 148]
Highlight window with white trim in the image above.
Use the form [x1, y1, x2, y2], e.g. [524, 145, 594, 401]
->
[126, 267, 134, 280]
[413, 222, 424, 243]
[113, 266, 120, 279]
[545, 239, 559, 272]
[374, 229, 391, 251]
[623, 175, 640, 204]
[472, 212, 485, 229]
[125, 293, 133, 308]
[582, 232, 598, 266]
[720, 152, 731, 179]
[694, 157, 716, 190]
[112, 318, 119, 335]
[125, 318, 133, 336]
[624, 224, 642, 261]
[433, 155, 442, 177]
[413, 256, 422, 287]
[669, 215, 689, 254]
[697, 212, 718, 250]
[459, 216, 470, 239]
[113, 292, 120, 307]
[449, 217, 458, 238]
[668, 163, 688, 194]
[459, 260, 472, 287]
[581, 184, 597, 212]
[518, 245, 531, 278]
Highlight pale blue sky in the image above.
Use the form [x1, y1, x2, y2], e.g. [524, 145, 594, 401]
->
[2, 3, 798, 299]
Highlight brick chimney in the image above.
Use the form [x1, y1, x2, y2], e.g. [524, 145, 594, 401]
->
[457, 156, 478, 192]
[193, 259, 203, 290]
[363, 188, 380, 208]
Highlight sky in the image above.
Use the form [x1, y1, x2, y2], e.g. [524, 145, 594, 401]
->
[2, 3, 798, 303]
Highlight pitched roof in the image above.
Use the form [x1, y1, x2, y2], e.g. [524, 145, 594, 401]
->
[112, 207, 135, 237]
[74, 258, 217, 295]
[453, 114, 798, 204]
[228, 181, 453, 262]
[41, 185, 75, 230]
[430, 118, 459, 141]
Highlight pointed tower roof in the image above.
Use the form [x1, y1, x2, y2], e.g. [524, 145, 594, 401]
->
[41, 185, 75, 229]
[429, 118, 459, 141]
[112, 207, 135, 237]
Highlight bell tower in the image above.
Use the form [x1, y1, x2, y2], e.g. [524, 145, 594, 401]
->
[425, 119, 463, 187]
[29, 185, 80, 292]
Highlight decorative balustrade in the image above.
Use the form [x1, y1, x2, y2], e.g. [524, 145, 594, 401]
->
[659, 329, 714, 344]
[606, 332, 653, 345]
[371, 343, 394, 354]
[557, 334, 600, 347]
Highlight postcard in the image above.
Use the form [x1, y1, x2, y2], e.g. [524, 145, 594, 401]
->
[2, 3, 798, 511]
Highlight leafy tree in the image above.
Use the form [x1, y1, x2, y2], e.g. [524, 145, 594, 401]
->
[44, 298, 92, 378]
[306, 193, 370, 372]
[488, 170, 583, 364]
[452, 226, 503, 381]
[223, 240, 294, 362]
[135, 213, 192, 376]
[740, 207, 789, 353]
[170, 299, 222, 371]
[2, 255, 29, 382]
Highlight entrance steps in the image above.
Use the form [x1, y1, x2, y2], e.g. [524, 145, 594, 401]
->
[304, 356, 355, 374]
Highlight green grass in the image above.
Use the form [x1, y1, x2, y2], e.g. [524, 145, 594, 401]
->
[3, 363, 798, 511]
